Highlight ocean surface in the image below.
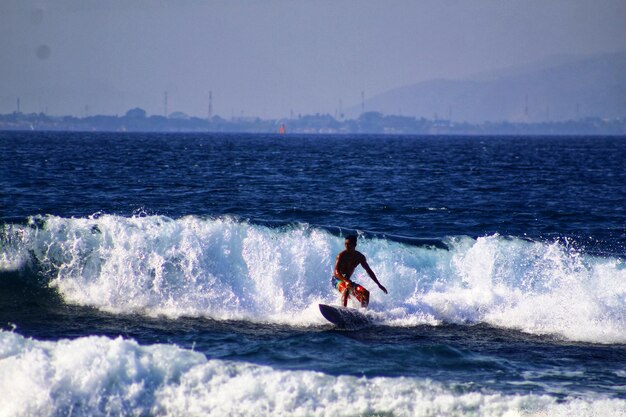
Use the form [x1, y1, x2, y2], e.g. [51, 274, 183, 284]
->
[0, 131, 625, 417]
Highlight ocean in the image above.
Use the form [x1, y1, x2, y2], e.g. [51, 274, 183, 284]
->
[0, 131, 625, 416]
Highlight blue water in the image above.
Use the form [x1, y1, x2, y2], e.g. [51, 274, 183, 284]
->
[1, 131, 625, 416]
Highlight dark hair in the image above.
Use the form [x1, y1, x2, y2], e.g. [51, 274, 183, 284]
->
[345, 235, 358, 245]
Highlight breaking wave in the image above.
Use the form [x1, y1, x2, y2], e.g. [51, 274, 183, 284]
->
[1, 331, 624, 417]
[1, 214, 625, 343]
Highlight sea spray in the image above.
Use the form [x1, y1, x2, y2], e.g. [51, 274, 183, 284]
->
[1, 331, 624, 417]
[1, 215, 625, 343]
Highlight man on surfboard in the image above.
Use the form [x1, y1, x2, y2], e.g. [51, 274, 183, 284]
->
[332, 235, 387, 308]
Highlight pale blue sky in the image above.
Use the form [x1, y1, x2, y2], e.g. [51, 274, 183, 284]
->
[1, 0, 625, 118]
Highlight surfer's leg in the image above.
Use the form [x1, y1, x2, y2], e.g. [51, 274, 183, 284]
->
[334, 277, 350, 307]
[354, 285, 369, 308]
[341, 287, 350, 307]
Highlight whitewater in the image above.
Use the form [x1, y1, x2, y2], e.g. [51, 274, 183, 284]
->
[2, 330, 625, 417]
[3, 214, 625, 344]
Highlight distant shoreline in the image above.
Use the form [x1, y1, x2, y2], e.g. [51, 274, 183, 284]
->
[1, 110, 625, 136]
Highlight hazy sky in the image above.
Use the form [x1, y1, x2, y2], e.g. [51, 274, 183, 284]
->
[1, 0, 625, 118]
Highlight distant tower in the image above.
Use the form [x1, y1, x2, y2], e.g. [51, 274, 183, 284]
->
[208, 91, 213, 121]
[339, 99, 343, 119]
[524, 95, 529, 120]
[164, 91, 168, 117]
[17, 98, 20, 113]
[361, 91, 365, 114]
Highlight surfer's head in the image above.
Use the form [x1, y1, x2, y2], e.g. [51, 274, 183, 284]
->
[345, 235, 357, 249]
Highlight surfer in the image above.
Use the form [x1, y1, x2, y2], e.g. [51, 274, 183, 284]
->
[332, 235, 387, 308]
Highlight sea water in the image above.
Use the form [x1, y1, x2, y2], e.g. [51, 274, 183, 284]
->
[0, 132, 625, 416]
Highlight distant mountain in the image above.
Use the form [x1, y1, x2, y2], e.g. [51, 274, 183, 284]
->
[352, 51, 626, 123]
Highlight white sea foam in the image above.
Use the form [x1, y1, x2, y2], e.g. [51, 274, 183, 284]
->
[0, 331, 623, 417]
[2, 215, 626, 343]
[0, 226, 31, 272]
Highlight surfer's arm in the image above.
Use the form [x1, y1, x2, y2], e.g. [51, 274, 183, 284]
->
[333, 268, 351, 284]
[361, 259, 388, 294]
[333, 254, 353, 285]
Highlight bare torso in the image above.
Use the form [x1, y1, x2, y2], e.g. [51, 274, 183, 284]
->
[335, 249, 365, 279]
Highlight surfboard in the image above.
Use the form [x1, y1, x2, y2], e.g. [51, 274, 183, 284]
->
[319, 303, 372, 328]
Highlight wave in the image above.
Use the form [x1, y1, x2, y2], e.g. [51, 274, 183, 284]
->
[1, 214, 625, 343]
[1, 331, 623, 417]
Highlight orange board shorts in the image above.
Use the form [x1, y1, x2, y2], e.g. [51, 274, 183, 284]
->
[331, 277, 368, 305]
